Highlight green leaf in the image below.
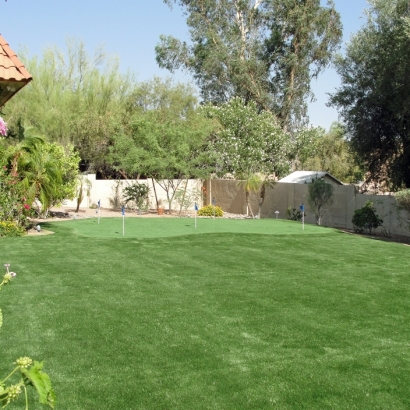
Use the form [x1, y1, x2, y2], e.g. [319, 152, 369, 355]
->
[21, 361, 56, 409]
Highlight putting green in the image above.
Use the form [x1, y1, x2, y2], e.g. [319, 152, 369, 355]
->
[40, 216, 339, 239]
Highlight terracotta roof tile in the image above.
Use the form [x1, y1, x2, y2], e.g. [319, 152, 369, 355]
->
[0, 34, 32, 81]
[0, 34, 32, 106]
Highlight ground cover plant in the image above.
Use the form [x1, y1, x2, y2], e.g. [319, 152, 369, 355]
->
[1, 218, 410, 409]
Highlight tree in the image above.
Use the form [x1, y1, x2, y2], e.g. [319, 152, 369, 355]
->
[237, 173, 261, 218]
[329, 0, 410, 189]
[294, 122, 363, 183]
[4, 135, 80, 217]
[4, 39, 135, 177]
[201, 97, 291, 177]
[108, 78, 216, 213]
[307, 176, 333, 225]
[156, 0, 342, 130]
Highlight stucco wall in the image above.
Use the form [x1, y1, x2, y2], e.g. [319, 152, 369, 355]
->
[206, 179, 409, 238]
[64, 175, 203, 211]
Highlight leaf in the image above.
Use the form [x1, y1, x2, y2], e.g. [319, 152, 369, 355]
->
[21, 361, 56, 409]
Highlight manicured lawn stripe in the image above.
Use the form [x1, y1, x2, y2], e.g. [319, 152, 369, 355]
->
[0, 220, 409, 409]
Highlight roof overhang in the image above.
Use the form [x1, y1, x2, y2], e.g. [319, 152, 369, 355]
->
[0, 34, 32, 107]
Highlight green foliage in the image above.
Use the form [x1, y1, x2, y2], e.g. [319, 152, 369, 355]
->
[395, 189, 410, 214]
[330, 0, 410, 188]
[123, 182, 150, 209]
[307, 177, 334, 225]
[0, 221, 25, 237]
[395, 189, 410, 231]
[286, 207, 303, 221]
[295, 123, 363, 183]
[174, 183, 202, 214]
[0, 265, 55, 408]
[3, 136, 80, 217]
[202, 98, 291, 177]
[157, 0, 342, 130]
[0, 165, 32, 229]
[237, 172, 262, 219]
[197, 204, 223, 217]
[3, 39, 135, 177]
[352, 201, 383, 234]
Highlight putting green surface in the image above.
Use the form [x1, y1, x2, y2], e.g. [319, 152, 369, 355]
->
[2, 218, 409, 409]
[40, 217, 338, 239]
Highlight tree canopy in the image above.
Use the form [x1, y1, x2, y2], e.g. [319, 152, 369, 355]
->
[330, 0, 410, 189]
[157, 0, 342, 130]
[201, 97, 291, 177]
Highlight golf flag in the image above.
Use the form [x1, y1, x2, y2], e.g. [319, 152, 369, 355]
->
[194, 202, 199, 211]
[97, 199, 101, 224]
[194, 202, 198, 229]
[212, 197, 216, 219]
[122, 205, 125, 236]
[300, 203, 305, 230]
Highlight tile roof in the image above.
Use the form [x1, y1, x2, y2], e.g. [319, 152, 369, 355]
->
[0, 34, 32, 106]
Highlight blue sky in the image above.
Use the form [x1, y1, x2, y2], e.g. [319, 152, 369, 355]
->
[1, 0, 369, 131]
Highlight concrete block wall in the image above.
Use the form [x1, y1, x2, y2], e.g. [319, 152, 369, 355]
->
[207, 179, 410, 238]
[63, 175, 203, 211]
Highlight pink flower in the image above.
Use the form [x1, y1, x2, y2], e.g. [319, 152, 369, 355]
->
[24, 204, 30, 210]
[0, 117, 7, 136]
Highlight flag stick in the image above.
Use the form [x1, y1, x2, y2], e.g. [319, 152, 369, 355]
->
[122, 205, 125, 236]
[98, 200, 101, 225]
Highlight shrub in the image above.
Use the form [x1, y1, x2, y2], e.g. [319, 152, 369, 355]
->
[307, 177, 334, 225]
[395, 189, 410, 231]
[286, 207, 303, 221]
[0, 221, 25, 237]
[197, 205, 223, 217]
[352, 201, 383, 234]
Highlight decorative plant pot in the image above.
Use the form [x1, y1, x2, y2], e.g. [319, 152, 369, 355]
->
[157, 208, 164, 215]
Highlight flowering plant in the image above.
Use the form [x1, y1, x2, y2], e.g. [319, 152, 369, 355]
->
[0, 117, 7, 137]
[0, 264, 55, 408]
[0, 167, 32, 233]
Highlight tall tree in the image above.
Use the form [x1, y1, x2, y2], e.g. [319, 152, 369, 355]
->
[201, 97, 291, 177]
[108, 78, 216, 212]
[329, 0, 410, 189]
[294, 122, 363, 183]
[156, 0, 342, 130]
[4, 38, 135, 177]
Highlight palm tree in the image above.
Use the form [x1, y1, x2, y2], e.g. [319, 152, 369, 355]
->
[9, 136, 63, 217]
[257, 175, 276, 219]
[237, 173, 261, 219]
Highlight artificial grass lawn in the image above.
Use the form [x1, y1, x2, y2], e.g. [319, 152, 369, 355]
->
[0, 218, 409, 409]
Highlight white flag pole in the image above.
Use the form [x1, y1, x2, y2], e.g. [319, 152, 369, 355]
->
[98, 200, 101, 225]
[301, 203, 305, 231]
[194, 202, 198, 229]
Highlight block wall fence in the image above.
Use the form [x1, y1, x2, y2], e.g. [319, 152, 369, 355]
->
[64, 175, 409, 238]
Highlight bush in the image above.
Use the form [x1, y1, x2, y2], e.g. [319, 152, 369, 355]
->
[352, 201, 383, 234]
[197, 205, 223, 217]
[286, 207, 303, 221]
[0, 221, 25, 237]
[395, 189, 410, 231]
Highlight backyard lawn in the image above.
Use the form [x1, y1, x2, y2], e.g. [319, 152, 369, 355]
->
[1, 218, 409, 409]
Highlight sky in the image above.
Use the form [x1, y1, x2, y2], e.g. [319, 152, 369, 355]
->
[1, 0, 369, 131]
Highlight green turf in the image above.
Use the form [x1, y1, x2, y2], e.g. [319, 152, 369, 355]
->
[1, 219, 410, 409]
[39, 216, 336, 238]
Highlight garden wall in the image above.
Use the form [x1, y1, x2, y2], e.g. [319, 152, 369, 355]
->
[63, 175, 203, 212]
[206, 179, 410, 238]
